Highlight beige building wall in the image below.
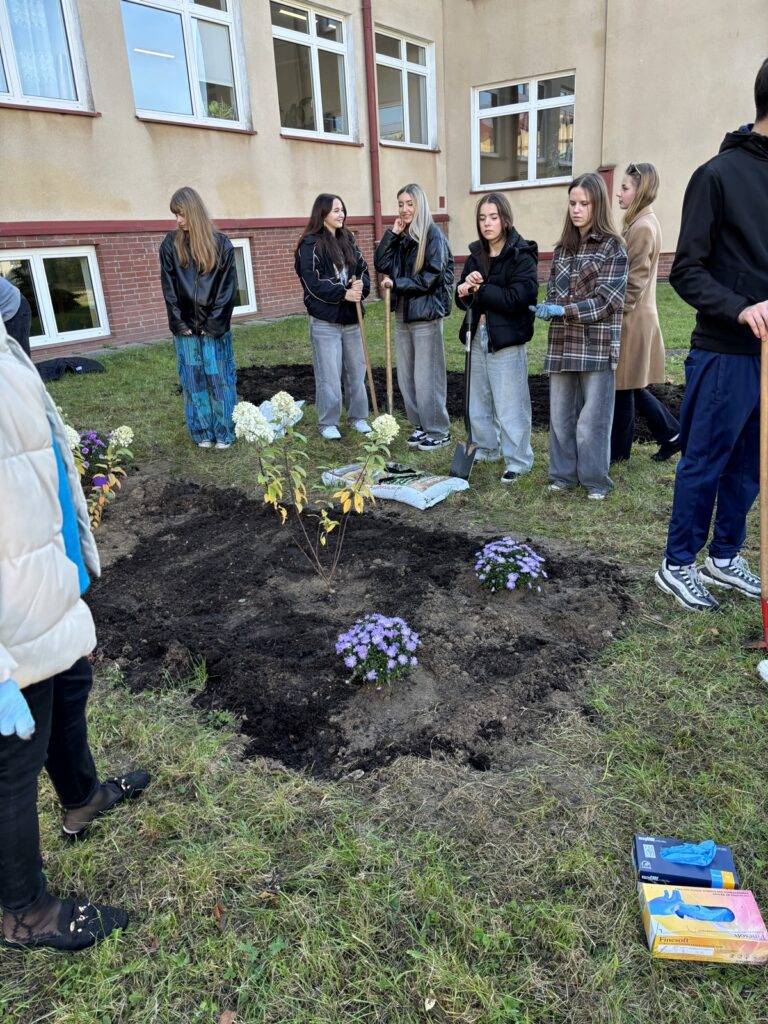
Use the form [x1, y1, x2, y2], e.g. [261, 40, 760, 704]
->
[603, 0, 768, 246]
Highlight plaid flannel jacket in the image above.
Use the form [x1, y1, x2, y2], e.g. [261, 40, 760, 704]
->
[543, 232, 628, 372]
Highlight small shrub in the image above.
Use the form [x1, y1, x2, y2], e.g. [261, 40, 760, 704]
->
[336, 613, 421, 684]
[473, 538, 547, 593]
[64, 421, 135, 529]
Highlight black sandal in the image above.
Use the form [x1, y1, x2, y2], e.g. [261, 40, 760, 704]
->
[62, 769, 151, 840]
[2, 898, 128, 951]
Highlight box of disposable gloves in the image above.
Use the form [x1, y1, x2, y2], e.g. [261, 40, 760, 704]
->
[639, 883, 768, 963]
[632, 835, 738, 889]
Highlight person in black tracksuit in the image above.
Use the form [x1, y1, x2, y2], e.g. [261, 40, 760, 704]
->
[655, 58, 768, 611]
[294, 193, 371, 440]
[455, 192, 538, 483]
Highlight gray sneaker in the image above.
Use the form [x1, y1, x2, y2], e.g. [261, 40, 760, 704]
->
[654, 559, 721, 612]
[700, 555, 761, 599]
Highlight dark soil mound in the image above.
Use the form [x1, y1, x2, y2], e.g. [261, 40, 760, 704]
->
[238, 364, 684, 444]
[90, 481, 631, 779]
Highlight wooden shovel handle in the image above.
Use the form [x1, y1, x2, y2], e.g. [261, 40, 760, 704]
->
[761, 339, 768, 601]
[351, 276, 379, 418]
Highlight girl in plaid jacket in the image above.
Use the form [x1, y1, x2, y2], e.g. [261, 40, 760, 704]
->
[532, 172, 628, 499]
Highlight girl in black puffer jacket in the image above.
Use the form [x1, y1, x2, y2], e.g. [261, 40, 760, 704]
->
[295, 194, 371, 440]
[374, 183, 453, 450]
[456, 193, 539, 483]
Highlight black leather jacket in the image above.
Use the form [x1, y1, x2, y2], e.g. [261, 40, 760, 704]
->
[294, 233, 370, 324]
[159, 231, 236, 338]
[374, 224, 454, 322]
[455, 230, 538, 351]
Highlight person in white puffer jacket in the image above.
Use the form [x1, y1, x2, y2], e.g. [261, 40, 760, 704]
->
[0, 322, 149, 951]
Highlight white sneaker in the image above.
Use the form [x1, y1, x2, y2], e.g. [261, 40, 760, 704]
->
[320, 425, 341, 440]
[547, 482, 568, 491]
[352, 420, 372, 434]
[700, 555, 761, 599]
[654, 559, 720, 612]
[587, 491, 607, 501]
[215, 441, 232, 450]
[197, 441, 213, 448]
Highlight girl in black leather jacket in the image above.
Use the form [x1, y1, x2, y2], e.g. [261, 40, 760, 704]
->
[294, 194, 371, 439]
[159, 187, 237, 449]
[374, 183, 453, 450]
[455, 193, 538, 483]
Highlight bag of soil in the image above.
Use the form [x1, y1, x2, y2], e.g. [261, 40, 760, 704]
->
[322, 462, 469, 510]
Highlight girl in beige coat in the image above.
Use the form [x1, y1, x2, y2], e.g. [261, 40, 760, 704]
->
[610, 163, 680, 462]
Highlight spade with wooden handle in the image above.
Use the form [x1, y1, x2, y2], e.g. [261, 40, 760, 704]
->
[350, 276, 379, 418]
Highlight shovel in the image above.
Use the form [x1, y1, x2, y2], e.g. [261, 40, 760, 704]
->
[746, 337, 768, 649]
[351, 276, 379, 418]
[384, 284, 394, 416]
[449, 301, 478, 480]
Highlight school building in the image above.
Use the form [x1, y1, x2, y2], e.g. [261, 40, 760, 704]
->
[1, 0, 765, 356]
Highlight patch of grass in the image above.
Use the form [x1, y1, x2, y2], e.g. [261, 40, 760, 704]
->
[7, 284, 768, 1023]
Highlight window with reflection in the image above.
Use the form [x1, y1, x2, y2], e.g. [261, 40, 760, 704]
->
[375, 29, 433, 147]
[473, 73, 574, 188]
[271, 2, 352, 138]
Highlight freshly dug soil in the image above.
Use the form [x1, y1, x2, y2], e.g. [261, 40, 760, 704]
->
[90, 479, 631, 779]
[237, 364, 685, 444]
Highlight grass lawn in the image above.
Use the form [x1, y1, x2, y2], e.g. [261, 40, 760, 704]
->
[3, 284, 768, 1024]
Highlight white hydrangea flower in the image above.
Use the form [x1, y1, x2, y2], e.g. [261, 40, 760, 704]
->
[270, 390, 301, 425]
[111, 425, 134, 448]
[371, 414, 399, 445]
[233, 401, 276, 445]
[63, 424, 80, 451]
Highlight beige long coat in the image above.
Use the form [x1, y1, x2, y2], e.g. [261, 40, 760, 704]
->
[615, 207, 665, 390]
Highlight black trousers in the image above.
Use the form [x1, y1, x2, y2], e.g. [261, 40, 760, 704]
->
[0, 658, 99, 912]
[4, 294, 32, 358]
[611, 387, 680, 462]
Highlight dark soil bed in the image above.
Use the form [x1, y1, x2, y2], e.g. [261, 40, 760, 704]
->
[90, 479, 631, 779]
[238, 364, 684, 444]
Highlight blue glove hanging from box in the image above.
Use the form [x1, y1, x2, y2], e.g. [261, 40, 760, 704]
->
[660, 840, 717, 866]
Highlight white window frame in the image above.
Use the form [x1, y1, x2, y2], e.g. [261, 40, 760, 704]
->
[270, 1, 357, 142]
[471, 72, 575, 191]
[0, 0, 94, 111]
[0, 246, 110, 348]
[120, 0, 252, 129]
[231, 238, 257, 315]
[374, 28, 435, 150]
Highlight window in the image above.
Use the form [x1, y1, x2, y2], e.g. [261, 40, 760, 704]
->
[0, 247, 109, 347]
[270, 2, 354, 139]
[0, 0, 92, 110]
[231, 239, 257, 315]
[472, 73, 574, 189]
[120, 0, 250, 127]
[374, 29, 434, 148]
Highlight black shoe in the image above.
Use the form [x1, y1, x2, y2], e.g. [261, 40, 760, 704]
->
[417, 434, 450, 451]
[406, 429, 426, 448]
[500, 471, 520, 484]
[62, 769, 150, 840]
[651, 437, 681, 462]
[2, 897, 128, 951]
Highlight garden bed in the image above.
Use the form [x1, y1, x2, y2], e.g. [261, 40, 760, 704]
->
[237, 364, 685, 443]
[90, 478, 632, 779]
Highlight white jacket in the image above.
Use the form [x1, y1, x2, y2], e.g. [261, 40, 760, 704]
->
[0, 322, 100, 688]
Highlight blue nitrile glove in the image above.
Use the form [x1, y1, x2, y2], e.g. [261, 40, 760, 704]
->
[660, 840, 717, 867]
[0, 679, 35, 740]
[676, 903, 735, 923]
[647, 889, 685, 917]
[529, 303, 564, 321]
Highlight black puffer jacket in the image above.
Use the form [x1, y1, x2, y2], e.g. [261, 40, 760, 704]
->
[670, 126, 768, 356]
[374, 224, 454, 322]
[455, 230, 538, 351]
[159, 230, 236, 338]
[294, 233, 370, 324]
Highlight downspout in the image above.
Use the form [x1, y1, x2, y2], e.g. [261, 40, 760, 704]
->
[361, 0, 383, 243]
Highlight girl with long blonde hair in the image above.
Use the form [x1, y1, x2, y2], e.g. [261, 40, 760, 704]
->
[159, 187, 238, 449]
[611, 163, 680, 462]
[374, 184, 453, 450]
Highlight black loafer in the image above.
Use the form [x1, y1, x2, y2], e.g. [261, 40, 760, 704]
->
[651, 438, 681, 462]
[62, 769, 151, 840]
[2, 898, 128, 951]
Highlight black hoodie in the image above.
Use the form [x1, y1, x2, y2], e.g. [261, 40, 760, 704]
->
[454, 229, 538, 351]
[670, 126, 768, 356]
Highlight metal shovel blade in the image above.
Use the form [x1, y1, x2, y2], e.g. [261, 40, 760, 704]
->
[449, 439, 478, 480]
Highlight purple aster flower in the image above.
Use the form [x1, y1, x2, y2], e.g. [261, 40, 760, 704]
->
[91, 474, 109, 487]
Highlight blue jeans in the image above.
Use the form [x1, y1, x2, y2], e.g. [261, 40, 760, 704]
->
[394, 315, 450, 438]
[665, 348, 760, 565]
[548, 369, 615, 494]
[308, 317, 369, 428]
[174, 332, 237, 444]
[470, 325, 533, 473]
[0, 659, 99, 912]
